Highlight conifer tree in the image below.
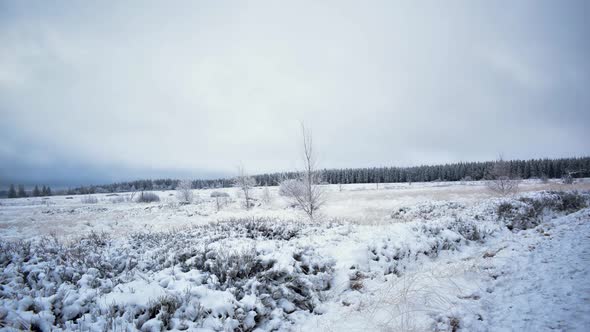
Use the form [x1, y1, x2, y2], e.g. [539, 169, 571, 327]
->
[17, 185, 27, 197]
[8, 184, 17, 198]
[33, 185, 40, 197]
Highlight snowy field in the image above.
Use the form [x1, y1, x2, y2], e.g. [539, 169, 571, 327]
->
[1, 179, 589, 331]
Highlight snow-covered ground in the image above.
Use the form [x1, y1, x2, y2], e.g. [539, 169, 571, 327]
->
[0, 179, 589, 331]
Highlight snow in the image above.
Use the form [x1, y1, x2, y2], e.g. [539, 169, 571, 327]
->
[478, 208, 590, 331]
[0, 179, 589, 331]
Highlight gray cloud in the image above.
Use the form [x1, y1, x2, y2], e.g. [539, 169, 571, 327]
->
[1, 1, 589, 187]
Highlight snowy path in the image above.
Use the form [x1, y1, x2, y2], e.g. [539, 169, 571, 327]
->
[480, 209, 590, 331]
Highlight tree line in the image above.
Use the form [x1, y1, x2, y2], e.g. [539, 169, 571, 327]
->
[52, 156, 588, 196]
[315, 156, 590, 185]
[7, 184, 52, 198]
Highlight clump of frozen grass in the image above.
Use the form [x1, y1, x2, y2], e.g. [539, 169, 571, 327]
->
[136, 295, 182, 330]
[359, 264, 466, 332]
[215, 217, 301, 240]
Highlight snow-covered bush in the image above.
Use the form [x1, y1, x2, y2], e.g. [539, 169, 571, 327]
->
[176, 180, 194, 204]
[0, 217, 335, 331]
[367, 227, 463, 277]
[215, 217, 301, 240]
[136, 192, 160, 203]
[549, 191, 588, 212]
[498, 191, 589, 230]
[391, 201, 465, 222]
[497, 200, 540, 230]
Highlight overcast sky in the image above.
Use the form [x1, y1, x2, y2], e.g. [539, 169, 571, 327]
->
[1, 1, 589, 187]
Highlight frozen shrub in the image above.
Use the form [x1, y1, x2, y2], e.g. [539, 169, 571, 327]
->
[215, 217, 300, 240]
[349, 270, 365, 291]
[551, 191, 587, 212]
[80, 195, 99, 204]
[0, 224, 334, 331]
[497, 191, 588, 231]
[453, 219, 483, 242]
[516, 191, 587, 217]
[496, 201, 540, 230]
[137, 295, 182, 330]
[391, 201, 465, 222]
[176, 180, 194, 204]
[368, 228, 462, 276]
[497, 202, 516, 218]
[136, 192, 160, 203]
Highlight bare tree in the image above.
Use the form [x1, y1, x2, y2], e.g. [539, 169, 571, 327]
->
[176, 179, 194, 204]
[280, 123, 325, 220]
[486, 156, 520, 196]
[211, 191, 230, 211]
[234, 165, 256, 210]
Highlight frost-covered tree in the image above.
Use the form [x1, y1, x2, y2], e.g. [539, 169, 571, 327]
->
[281, 123, 325, 220]
[261, 184, 272, 205]
[486, 156, 520, 196]
[234, 166, 256, 210]
[211, 191, 230, 211]
[8, 184, 17, 198]
[176, 179, 194, 204]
